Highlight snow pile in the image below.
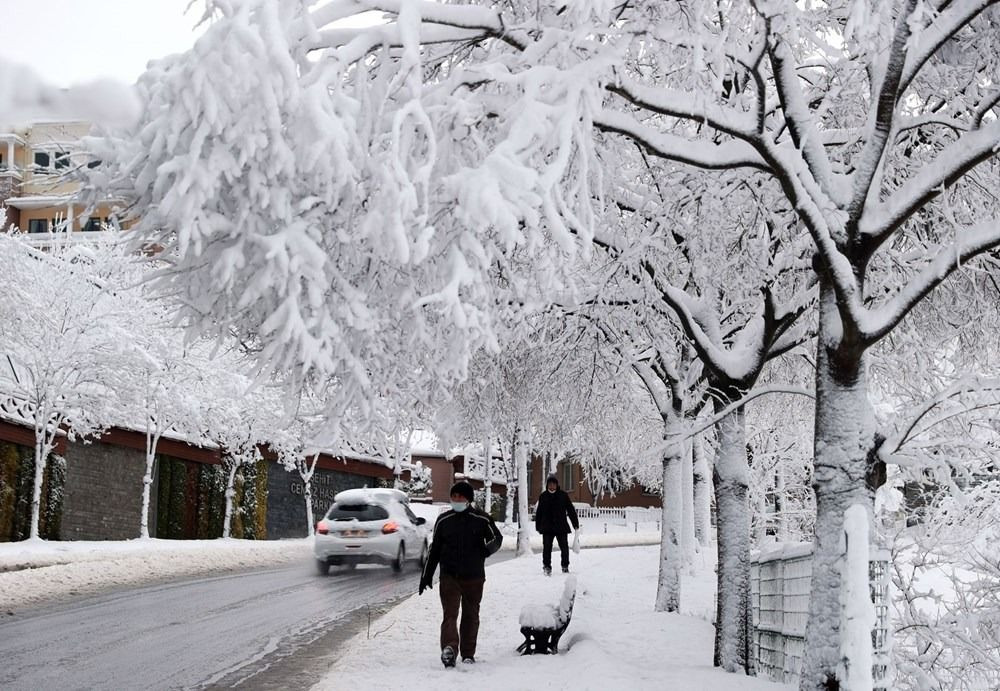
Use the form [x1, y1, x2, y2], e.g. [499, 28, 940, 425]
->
[313, 545, 791, 691]
[0, 538, 310, 611]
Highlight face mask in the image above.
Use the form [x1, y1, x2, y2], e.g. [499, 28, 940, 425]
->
[547, 487, 556, 493]
[451, 501, 469, 512]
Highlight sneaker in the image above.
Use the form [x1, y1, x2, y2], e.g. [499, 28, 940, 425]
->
[462, 657, 475, 664]
[562, 566, 569, 573]
[543, 566, 552, 576]
[441, 646, 456, 668]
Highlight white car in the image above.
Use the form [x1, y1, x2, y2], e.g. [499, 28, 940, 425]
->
[313, 488, 430, 575]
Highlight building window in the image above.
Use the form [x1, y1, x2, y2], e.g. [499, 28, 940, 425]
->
[83, 217, 104, 232]
[562, 463, 573, 490]
[27, 219, 49, 233]
[33, 152, 50, 170]
[54, 151, 70, 169]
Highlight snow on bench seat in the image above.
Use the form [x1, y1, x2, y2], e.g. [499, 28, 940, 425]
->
[517, 575, 576, 655]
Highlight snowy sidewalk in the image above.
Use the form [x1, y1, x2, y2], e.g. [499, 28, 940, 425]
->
[314, 545, 792, 691]
[0, 538, 311, 611]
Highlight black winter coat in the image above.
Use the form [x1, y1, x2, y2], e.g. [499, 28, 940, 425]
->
[421, 507, 503, 583]
[535, 488, 579, 535]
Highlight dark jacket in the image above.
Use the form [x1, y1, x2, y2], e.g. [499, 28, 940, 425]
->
[535, 477, 579, 535]
[421, 506, 503, 584]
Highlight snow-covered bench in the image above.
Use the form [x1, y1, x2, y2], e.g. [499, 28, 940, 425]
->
[516, 575, 577, 655]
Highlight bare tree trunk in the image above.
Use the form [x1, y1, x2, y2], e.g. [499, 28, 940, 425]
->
[222, 463, 240, 539]
[301, 453, 319, 536]
[713, 404, 751, 673]
[483, 436, 492, 514]
[139, 427, 163, 539]
[515, 425, 532, 556]
[655, 430, 683, 612]
[681, 438, 696, 566]
[692, 435, 712, 548]
[28, 427, 50, 540]
[801, 287, 876, 691]
[502, 440, 514, 527]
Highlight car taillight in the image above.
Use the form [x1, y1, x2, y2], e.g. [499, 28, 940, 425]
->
[382, 521, 399, 534]
[316, 520, 329, 535]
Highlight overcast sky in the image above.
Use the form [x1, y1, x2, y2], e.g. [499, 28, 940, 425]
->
[0, 0, 203, 87]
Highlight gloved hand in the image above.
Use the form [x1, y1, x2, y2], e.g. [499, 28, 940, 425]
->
[419, 577, 432, 595]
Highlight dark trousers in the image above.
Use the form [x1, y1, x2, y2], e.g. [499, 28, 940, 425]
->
[542, 533, 570, 569]
[439, 573, 485, 659]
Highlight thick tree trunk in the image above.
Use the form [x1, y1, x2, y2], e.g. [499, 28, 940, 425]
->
[800, 292, 876, 691]
[713, 404, 751, 673]
[692, 435, 712, 548]
[515, 426, 532, 556]
[681, 438, 697, 565]
[655, 434, 684, 612]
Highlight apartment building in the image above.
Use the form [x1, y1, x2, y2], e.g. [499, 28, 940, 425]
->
[0, 121, 123, 238]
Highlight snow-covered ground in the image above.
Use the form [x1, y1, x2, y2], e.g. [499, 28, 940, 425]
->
[0, 537, 311, 611]
[314, 544, 792, 691]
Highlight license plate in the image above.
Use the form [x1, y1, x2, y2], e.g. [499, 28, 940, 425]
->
[342, 529, 366, 538]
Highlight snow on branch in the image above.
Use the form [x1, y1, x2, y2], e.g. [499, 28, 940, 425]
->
[595, 110, 769, 171]
[606, 77, 758, 140]
[859, 119, 1000, 243]
[897, 0, 997, 96]
[758, 8, 840, 203]
[861, 219, 1000, 344]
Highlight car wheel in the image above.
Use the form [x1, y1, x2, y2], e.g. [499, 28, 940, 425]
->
[419, 541, 428, 568]
[392, 543, 405, 573]
[316, 559, 330, 576]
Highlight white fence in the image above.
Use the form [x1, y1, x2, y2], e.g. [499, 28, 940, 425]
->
[575, 506, 660, 532]
[749, 543, 891, 689]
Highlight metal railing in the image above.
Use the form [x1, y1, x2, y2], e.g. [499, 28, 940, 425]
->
[749, 542, 892, 689]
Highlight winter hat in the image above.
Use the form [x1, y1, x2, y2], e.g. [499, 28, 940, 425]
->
[546, 475, 560, 489]
[450, 481, 475, 503]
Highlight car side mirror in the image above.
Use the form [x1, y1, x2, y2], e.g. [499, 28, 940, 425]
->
[415, 517, 427, 525]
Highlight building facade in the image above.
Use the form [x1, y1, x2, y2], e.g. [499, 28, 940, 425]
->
[1, 121, 124, 238]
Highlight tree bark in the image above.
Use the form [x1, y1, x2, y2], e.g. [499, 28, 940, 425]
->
[681, 438, 697, 566]
[139, 427, 163, 539]
[692, 435, 712, 548]
[28, 427, 50, 541]
[800, 288, 876, 691]
[655, 428, 684, 612]
[515, 425, 533, 556]
[222, 463, 239, 539]
[483, 436, 492, 514]
[712, 403, 751, 673]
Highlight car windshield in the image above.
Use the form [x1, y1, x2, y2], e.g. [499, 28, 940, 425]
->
[326, 503, 390, 521]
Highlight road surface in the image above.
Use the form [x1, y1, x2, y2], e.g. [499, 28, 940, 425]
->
[0, 558, 434, 690]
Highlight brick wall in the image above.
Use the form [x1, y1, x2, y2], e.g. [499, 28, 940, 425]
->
[61, 439, 152, 540]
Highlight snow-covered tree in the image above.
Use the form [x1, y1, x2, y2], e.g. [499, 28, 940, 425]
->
[0, 235, 141, 540]
[90, 1, 1000, 683]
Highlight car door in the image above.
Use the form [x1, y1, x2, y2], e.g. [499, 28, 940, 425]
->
[401, 503, 423, 554]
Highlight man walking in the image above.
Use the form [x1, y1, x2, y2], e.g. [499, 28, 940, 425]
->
[419, 481, 503, 668]
[535, 474, 580, 575]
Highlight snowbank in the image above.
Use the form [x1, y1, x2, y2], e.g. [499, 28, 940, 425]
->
[0, 538, 310, 611]
[313, 545, 792, 691]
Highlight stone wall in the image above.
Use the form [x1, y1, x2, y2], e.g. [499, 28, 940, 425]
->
[266, 462, 374, 539]
[61, 439, 152, 540]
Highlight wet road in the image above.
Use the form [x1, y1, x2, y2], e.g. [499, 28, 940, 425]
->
[0, 559, 425, 690]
